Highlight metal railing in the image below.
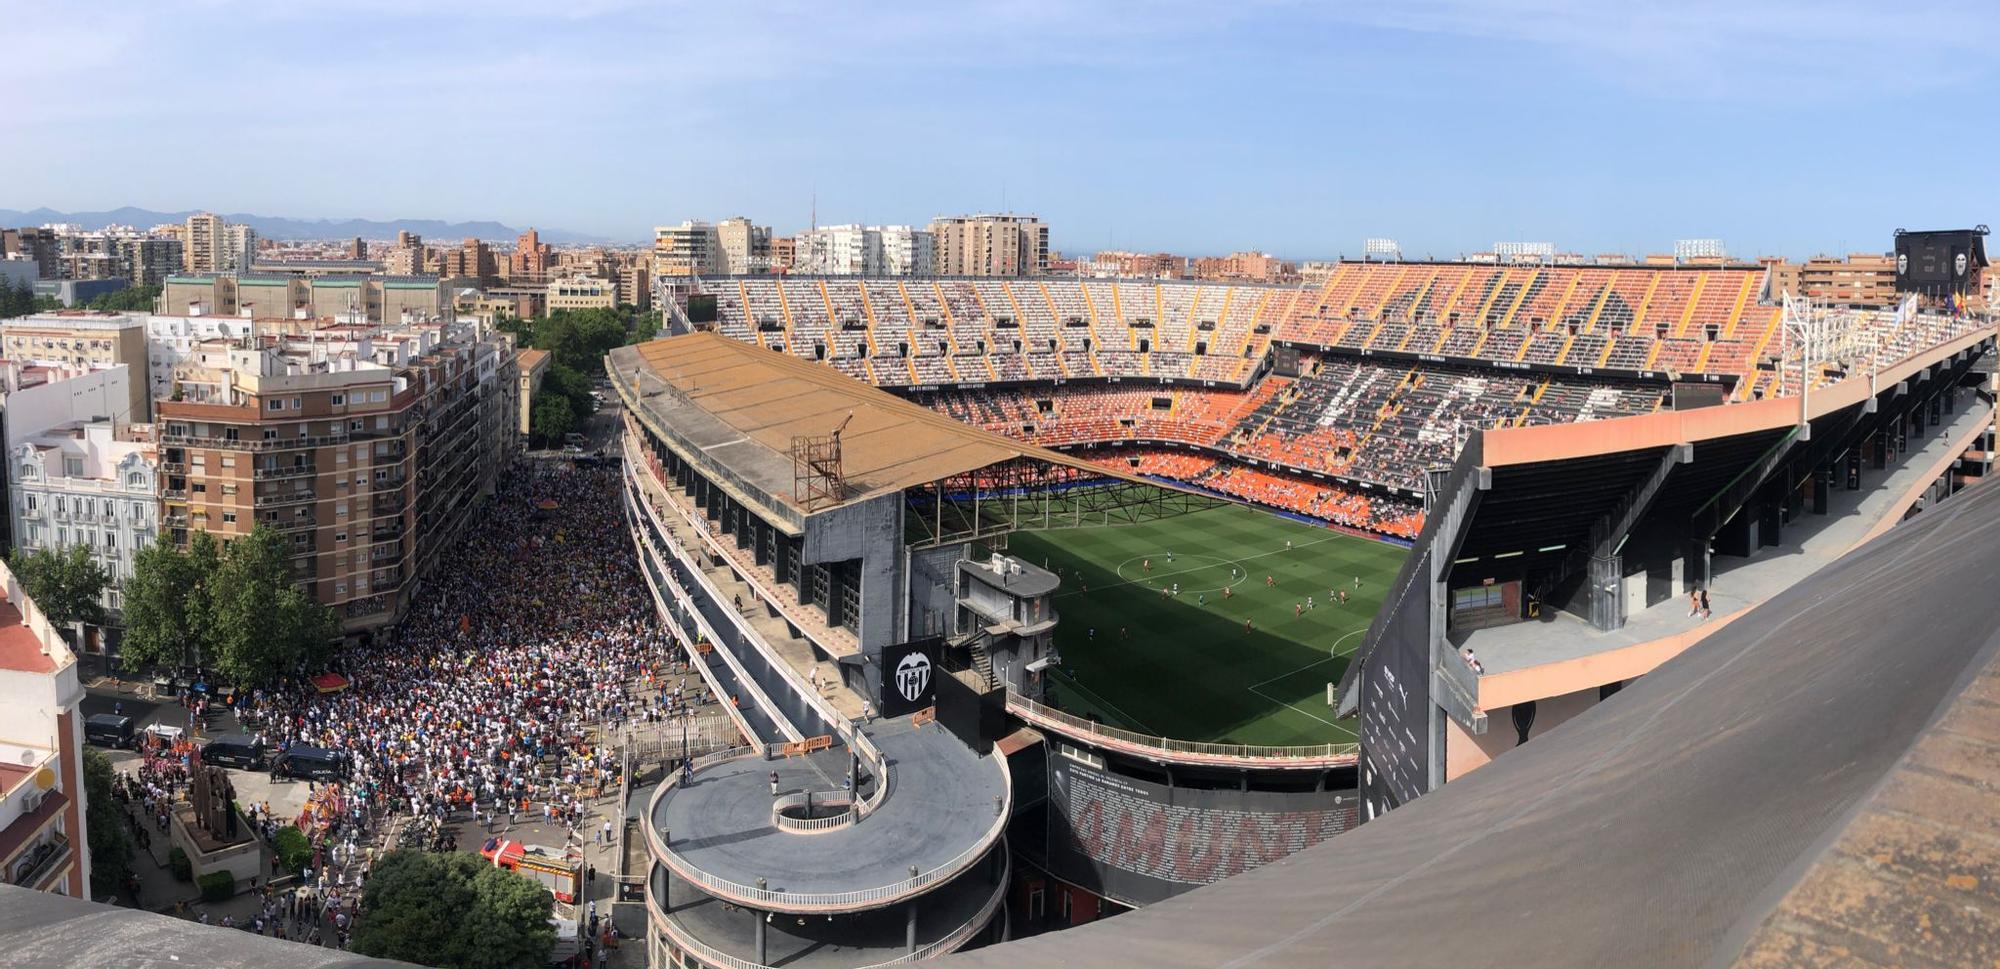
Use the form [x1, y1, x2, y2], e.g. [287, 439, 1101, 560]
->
[255, 464, 318, 480]
[857, 850, 1009, 967]
[1005, 691, 1357, 766]
[770, 791, 857, 833]
[644, 745, 1010, 913]
[10, 833, 71, 890]
[647, 844, 1008, 969]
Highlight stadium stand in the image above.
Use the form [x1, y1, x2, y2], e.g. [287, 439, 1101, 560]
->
[690, 268, 1983, 541]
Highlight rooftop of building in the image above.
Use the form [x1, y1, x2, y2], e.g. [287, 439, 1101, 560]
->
[610, 331, 1170, 523]
[0, 601, 56, 675]
[0, 884, 416, 968]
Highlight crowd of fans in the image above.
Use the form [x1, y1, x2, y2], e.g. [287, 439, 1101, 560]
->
[235, 462, 684, 848]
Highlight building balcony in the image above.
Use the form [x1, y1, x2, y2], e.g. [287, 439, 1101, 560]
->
[160, 488, 189, 501]
[254, 490, 317, 509]
[162, 432, 345, 452]
[255, 464, 318, 480]
[158, 461, 187, 474]
[7, 831, 72, 891]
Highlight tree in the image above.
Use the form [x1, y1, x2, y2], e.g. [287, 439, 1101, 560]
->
[352, 850, 555, 969]
[83, 747, 132, 896]
[85, 285, 160, 313]
[10, 545, 109, 631]
[209, 527, 336, 686]
[121, 533, 214, 671]
[530, 394, 575, 445]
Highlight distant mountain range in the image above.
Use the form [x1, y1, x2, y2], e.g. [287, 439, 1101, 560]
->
[0, 207, 619, 245]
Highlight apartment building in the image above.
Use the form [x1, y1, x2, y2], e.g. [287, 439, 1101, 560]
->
[441, 238, 498, 283]
[654, 221, 722, 276]
[1801, 254, 1897, 307]
[769, 236, 796, 274]
[547, 276, 617, 311]
[9, 419, 158, 623]
[793, 225, 934, 275]
[716, 217, 771, 274]
[0, 555, 89, 899]
[159, 275, 447, 325]
[1190, 251, 1293, 284]
[154, 320, 518, 637]
[0, 313, 151, 421]
[928, 213, 1048, 276]
[509, 228, 553, 284]
[1081, 251, 1186, 279]
[1, 229, 61, 280]
[617, 265, 651, 311]
[182, 213, 255, 274]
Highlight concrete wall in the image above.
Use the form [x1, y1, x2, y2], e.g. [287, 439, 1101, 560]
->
[800, 493, 905, 654]
[1444, 685, 1606, 781]
[4, 366, 133, 453]
[907, 542, 966, 641]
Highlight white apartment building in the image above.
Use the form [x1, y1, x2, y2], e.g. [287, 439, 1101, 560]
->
[143, 314, 256, 406]
[10, 420, 158, 616]
[794, 225, 934, 276]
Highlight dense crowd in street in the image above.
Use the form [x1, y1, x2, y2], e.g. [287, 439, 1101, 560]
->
[237, 462, 686, 846]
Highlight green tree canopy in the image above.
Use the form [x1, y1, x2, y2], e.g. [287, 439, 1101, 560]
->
[530, 394, 575, 445]
[120, 532, 215, 671]
[84, 284, 160, 312]
[122, 528, 334, 685]
[83, 746, 132, 895]
[209, 526, 337, 685]
[10, 545, 109, 630]
[351, 850, 555, 969]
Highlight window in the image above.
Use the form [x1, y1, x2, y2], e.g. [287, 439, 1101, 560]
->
[335, 531, 347, 543]
[336, 582, 348, 596]
[220, 484, 237, 497]
[192, 483, 206, 494]
[64, 457, 84, 477]
[371, 391, 386, 403]
[220, 456, 235, 468]
[221, 512, 236, 524]
[291, 398, 301, 411]
[267, 399, 284, 412]
[331, 393, 344, 406]
[262, 429, 277, 441]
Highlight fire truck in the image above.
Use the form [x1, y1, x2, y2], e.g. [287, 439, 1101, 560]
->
[480, 838, 583, 903]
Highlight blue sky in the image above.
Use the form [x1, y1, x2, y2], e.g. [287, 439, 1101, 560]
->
[3, 0, 1996, 259]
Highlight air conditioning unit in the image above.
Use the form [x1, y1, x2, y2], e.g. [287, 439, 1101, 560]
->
[21, 792, 40, 814]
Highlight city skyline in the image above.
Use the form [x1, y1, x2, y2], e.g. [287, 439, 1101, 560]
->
[4, 1, 1996, 260]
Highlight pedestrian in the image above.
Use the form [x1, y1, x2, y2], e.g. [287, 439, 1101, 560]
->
[1699, 588, 1711, 620]
[769, 770, 779, 797]
[1688, 587, 1700, 617]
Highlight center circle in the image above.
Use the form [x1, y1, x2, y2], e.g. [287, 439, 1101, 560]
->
[1112, 553, 1246, 595]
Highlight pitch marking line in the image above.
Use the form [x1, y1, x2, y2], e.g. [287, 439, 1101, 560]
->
[1244, 628, 1366, 731]
[1060, 531, 1351, 599]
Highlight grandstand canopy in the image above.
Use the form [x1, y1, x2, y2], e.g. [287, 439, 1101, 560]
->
[610, 333, 1213, 538]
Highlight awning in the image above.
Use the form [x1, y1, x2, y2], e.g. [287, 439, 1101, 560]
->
[310, 672, 351, 694]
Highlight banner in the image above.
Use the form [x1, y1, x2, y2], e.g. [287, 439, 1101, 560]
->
[878, 636, 940, 719]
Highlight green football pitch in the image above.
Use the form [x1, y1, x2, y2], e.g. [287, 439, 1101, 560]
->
[1004, 502, 1409, 748]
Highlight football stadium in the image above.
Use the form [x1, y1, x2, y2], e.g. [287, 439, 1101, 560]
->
[580, 229, 1999, 968]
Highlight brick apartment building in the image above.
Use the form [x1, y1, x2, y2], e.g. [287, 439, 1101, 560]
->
[154, 320, 518, 637]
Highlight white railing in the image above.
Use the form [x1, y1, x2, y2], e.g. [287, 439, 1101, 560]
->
[771, 791, 857, 833]
[648, 839, 1008, 969]
[625, 473, 804, 744]
[626, 436, 896, 810]
[644, 748, 1010, 913]
[1006, 691, 1358, 767]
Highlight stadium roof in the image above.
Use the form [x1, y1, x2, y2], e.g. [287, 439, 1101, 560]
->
[0, 885, 415, 968]
[938, 477, 2000, 968]
[610, 332, 1180, 530]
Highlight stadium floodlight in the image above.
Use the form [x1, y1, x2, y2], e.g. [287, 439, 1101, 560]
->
[1363, 238, 1401, 261]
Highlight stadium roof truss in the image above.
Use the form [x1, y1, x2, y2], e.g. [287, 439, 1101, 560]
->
[904, 454, 1221, 549]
